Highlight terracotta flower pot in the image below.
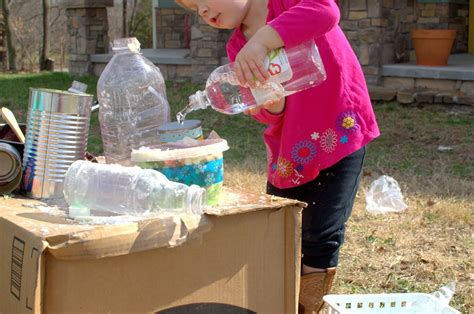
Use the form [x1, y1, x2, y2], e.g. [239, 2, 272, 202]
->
[411, 29, 457, 66]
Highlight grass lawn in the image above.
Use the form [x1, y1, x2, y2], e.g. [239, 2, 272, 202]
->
[1, 72, 472, 312]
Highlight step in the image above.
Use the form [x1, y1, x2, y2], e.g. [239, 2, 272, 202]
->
[381, 54, 474, 81]
[369, 85, 474, 109]
[90, 48, 191, 65]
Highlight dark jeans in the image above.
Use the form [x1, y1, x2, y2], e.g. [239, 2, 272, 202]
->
[267, 146, 366, 269]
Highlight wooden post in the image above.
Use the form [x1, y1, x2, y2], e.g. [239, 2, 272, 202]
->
[469, 0, 473, 53]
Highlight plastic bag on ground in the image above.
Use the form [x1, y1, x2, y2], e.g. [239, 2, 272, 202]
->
[431, 281, 456, 305]
[365, 175, 408, 214]
[412, 282, 457, 313]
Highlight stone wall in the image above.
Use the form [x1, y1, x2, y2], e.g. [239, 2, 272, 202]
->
[371, 77, 474, 108]
[154, 7, 231, 84]
[339, 0, 469, 85]
[155, 8, 192, 48]
[416, 0, 469, 52]
[339, 0, 387, 85]
[61, 0, 113, 76]
[190, 19, 231, 84]
[66, 8, 109, 75]
[339, 0, 420, 84]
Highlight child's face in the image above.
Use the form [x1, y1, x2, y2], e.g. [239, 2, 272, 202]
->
[179, 0, 250, 29]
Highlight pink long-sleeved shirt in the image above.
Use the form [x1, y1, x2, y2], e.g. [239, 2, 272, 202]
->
[226, 0, 380, 189]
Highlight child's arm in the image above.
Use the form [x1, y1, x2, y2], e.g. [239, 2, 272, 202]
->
[247, 98, 286, 125]
[234, 0, 339, 86]
[268, 0, 340, 48]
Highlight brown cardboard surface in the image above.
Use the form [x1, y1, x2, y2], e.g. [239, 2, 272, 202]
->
[0, 216, 46, 312]
[0, 187, 303, 313]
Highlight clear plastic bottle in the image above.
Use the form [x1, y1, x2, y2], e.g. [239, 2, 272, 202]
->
[97, 37, 170, 165]
[63, 160, 206, 217]
[176, 40, 326, 122]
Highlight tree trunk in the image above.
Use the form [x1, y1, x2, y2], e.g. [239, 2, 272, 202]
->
[122, 0, 128, 37]
[129, 0, 138, 35]
[1, 0, 17, 71]
[40, 0, 52, 71]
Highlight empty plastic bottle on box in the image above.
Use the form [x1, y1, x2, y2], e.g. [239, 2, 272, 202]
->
[177, 40, 326, 121]
[97, 37, 170, 165]
[63, 161, 206, 217]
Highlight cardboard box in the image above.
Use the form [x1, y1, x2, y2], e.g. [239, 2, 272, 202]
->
[0, 188, 303, 313]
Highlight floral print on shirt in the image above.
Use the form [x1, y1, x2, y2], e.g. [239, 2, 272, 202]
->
[276, 156, 293, 177]
[337, 110, 359, 134]
[320, 128, 338, 153]
[291, 140, 317, 164]
[268, 109, 366, 186]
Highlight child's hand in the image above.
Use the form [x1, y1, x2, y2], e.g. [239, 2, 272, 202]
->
[244, 98, 286, 116]
[233, 25, 284, 87]
[234, 41, 270, 87]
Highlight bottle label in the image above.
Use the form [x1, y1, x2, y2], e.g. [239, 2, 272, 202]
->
[265, 48, 293, 84]
[248, 48, 292, 106]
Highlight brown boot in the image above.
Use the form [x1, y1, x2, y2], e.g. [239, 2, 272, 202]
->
[298, 267, 336, 314]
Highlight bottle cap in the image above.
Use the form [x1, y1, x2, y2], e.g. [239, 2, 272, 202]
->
[186, 184, 206, 215]
[112, 37, 141, 53]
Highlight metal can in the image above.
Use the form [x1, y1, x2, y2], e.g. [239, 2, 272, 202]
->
[22, 88, 93, 199]
[158, 120, 203, 143]
[0, 142, 22, 195]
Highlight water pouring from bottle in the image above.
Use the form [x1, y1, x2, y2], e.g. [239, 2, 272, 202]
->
[176, 40, 326, 124]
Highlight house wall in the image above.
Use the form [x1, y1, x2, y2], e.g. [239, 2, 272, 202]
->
[416, 1, 469, 52]
[66, 6, 110, 75]
[155, 8, 192, 49]
[154, 7, 231, 84]
[146, 1, 470, 84]
[339, 0, 469, 85]
[339, 0, 391, 85]
[189, 18, 231, 84]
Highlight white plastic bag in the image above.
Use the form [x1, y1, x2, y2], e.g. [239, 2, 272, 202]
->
[412, 282, 457, 313]
[365, 175, 408, 214]
[431, 281, 456, 305]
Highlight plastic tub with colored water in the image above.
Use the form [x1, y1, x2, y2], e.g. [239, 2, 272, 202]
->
[132, 138, 229, 206]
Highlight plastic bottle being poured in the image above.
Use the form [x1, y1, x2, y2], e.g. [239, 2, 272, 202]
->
[176, 40, 326, 123]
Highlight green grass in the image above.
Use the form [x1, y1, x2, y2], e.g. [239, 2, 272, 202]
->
[0, 72, 98, 110]
[0, 72, 101, 152]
